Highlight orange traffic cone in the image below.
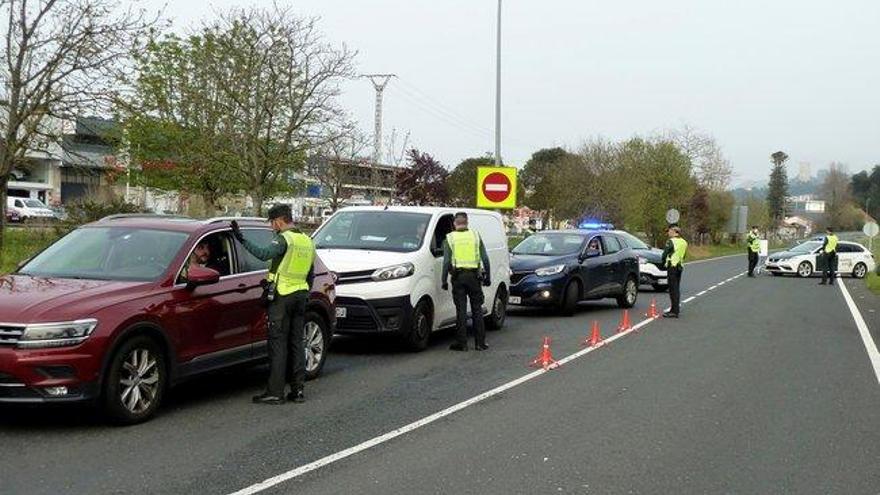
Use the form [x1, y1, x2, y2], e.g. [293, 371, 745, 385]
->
[617, 310, 632, 333]
[645, 298, 660, 319]
[529, 336, 559, 370]
[583, 321, 604, 348]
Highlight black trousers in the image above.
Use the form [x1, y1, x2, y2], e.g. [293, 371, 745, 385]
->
[452, 270, 486, 347]
[821, 253, 837, 284]
[667, 265, 683, 314]
[748, 250, 759, 276]
[266, 289, 308, 397]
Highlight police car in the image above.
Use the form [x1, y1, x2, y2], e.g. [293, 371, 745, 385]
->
[764, 240, 875, 278]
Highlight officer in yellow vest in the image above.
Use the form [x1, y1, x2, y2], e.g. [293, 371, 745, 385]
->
[661, 225, 688, 318]
[746, 226, 761, 277]
[819, 227, 839, 286]
[442, 212, 491, 351]
[232, 204, 315, 405]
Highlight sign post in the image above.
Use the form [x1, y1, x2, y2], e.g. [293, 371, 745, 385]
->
[863, 221, 879, 251]
[477, 166, 517, 209]
[665, 208, 681, 225]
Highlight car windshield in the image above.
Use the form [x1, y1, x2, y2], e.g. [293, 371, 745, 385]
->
[314, 211, 431, 252]
[512, 233, 584, 256]
[24, 199, 46, 208]
[18, 227, 188, 281]
[790, 241, 821, 254]
[616, 231, 650, 250]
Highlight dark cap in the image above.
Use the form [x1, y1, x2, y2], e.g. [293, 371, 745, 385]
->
[267, 204, 293, 222]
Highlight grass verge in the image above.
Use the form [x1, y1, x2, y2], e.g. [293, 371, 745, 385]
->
[1, 227, 60, 274]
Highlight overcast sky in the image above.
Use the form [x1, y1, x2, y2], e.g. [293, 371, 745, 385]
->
[142, 0, 880, 186]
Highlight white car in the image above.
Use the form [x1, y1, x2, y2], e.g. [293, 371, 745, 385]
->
[6, 197, 57, 222]
[312, 206, 511, 350]
[764, 240, 875, 279]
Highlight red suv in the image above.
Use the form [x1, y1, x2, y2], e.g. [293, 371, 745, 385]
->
[0, 215, 336, 424]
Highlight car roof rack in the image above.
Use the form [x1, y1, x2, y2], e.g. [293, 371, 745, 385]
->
[99, 213, 192, 222]
[204, 216, 268, 224]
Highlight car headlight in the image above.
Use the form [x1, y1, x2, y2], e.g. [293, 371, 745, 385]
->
[371, 263, 415, 281]
[535, 264, 566, 277]
[17, 319, 98, 349]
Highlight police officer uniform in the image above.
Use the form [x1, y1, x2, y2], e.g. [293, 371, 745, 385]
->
[746, 229, 761, 277]
[819, 230, 839, 285]
[661, 227, 688, 318]
[233, 208, 315, 404]
[442, 219, 491, 351]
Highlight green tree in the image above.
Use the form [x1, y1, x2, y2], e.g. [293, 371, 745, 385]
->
[851, 165, 880, 220]
[688, 186, 710, 243]
[395, 149, 449, 205]
[745, 193, 770, 231]
[122, 6, 355, 214]
[447, 156, 496, 207]
[767, 151, 789, 227]
[705, 190, 735, 243]
[521, 147, 572, 212]
[821, 164, 856, 230]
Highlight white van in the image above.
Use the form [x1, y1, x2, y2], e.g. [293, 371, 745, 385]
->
[313, 206, 511, 350]
[6, 197, 57, 222]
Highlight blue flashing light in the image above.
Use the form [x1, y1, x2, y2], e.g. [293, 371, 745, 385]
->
[578, 221, 614, 230]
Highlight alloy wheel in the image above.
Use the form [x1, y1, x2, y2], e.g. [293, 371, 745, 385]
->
[119, 348, 160, 414]
[626, 279, 637, 305]
[304, 320, 325, 373]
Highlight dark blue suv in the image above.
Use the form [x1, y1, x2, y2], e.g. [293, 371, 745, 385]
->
[508, 229, 640, 315]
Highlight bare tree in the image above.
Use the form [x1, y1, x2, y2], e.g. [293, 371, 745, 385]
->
[308, 126, 370, 212]
[664, 124, 733, 191]
[0, 0, 156, 257]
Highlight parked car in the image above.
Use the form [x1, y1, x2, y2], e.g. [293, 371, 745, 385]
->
[313, 206, 511, 350]
[765, 240, 875, 278]
[6, 197, 57, 222]
[615, 231, 668, 291]
[508, 229, 640, 315]
[0, 214, 336, 424]
[5, 203, 21, 223]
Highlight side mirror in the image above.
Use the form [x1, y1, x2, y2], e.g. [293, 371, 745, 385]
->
[581, 249, 601, 260]
[185, 265, 220, 289]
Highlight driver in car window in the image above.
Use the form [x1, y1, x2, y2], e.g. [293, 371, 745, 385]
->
[180, 239, 224, 282]
[587, 238, 601, 254]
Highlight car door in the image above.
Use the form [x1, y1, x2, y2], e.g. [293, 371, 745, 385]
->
[430, 214, 457, 327]
[579, 235, 608, 296]
[233, 228, 278, 355]
[836, 243, 855, 273]
[170, 230, 257, 369]
[600, 235, 624, 293]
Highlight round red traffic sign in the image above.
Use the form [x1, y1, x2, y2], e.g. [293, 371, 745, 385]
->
[482, 172, 512, 203]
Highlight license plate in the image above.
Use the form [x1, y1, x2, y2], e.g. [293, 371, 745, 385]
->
[508, 296, 521, 305]
[335, 307, 347, 318]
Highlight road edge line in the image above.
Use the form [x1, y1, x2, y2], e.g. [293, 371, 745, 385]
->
[837, 280, 880, 385]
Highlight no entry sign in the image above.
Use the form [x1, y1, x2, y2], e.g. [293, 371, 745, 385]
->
[477, 166, 517, 209]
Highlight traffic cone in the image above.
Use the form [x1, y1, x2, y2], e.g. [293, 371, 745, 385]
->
[645, 298, 660, 319]
[617, 310, 632, 333]
[583, 320, 604, 348]
[528, 336, 559, 370]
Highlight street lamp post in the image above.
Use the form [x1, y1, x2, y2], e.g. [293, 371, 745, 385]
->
[494, 0, 502, 167]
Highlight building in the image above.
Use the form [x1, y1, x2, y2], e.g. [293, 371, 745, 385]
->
[787, 194, 825, 214]
[6, 116, 122, 205]
[797, 162, 812, 182]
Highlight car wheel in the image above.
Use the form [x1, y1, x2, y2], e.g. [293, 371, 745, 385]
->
[852, 262, 868, 279]
[617, 276, 638, 308]
[403, 300, 431, 351]
[797, 261, 813, 278]
[485, 286, 507, 331]
[304, 311, 330, 380]
[103, 335, 166, 425]
[652, 283, 668, 292]
[559, 281, 579, 316]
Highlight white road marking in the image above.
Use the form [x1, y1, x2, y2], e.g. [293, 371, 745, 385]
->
[837, 281, 880, 385]
[696, 291, 707, 296]
[226, 271, 747, 495]
[682, 296, 696, 303]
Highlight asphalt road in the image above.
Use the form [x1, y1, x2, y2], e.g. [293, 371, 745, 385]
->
[2, 254, 879, 494]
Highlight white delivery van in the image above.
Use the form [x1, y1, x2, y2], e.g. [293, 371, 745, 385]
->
[313, 206, 511, 350]
[6, 197, 57, 222]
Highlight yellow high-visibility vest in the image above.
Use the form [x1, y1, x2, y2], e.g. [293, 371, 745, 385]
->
[447, 230, 481, 269]
[667, 237, 688, 268]
[268, 230, 315, 295]
[824, 234, 838, 254]
[747, 233, 760, 253]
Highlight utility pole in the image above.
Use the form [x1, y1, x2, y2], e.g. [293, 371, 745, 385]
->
[494, 0, 503, 166]
[362, 74, 395, 201]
